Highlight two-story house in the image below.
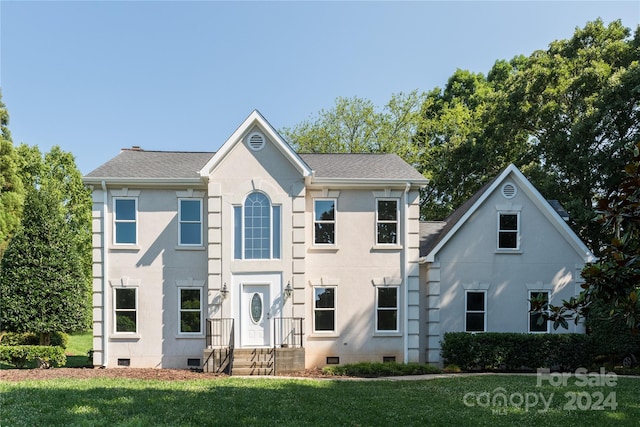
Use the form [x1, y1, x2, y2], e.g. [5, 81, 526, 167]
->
[84, 111, 427, 372]
[84, 111, 595, 372]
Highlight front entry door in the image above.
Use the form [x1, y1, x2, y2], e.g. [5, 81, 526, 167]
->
[241, 284, 270, 347]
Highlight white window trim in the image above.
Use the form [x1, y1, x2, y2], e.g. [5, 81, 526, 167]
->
[113, 197, 138, 246]
[178, 198, 203, 247]
[464, 290, 487, 333]
[497, 211, 520, 251]
[178, 287, 203, 336]
[375, 198, 400, 246]
[113, 287, 138, 335]
[528, 290, 551, 333]
[312, 286, 337, 334]
[313, 198, 337, 246]
[374, 285, 400, 334]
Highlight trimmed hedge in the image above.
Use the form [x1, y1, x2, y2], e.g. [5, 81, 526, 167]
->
[323, 362, 441, 377]
[0, 331, 69, 349]
[585, 301, 640, 363]
[441, 332, 595, 371]
[0, 345, 66, 368]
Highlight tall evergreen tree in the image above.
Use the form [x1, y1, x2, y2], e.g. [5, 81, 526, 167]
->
[0, 186, 91, 343]
[0, 92, 24, 259]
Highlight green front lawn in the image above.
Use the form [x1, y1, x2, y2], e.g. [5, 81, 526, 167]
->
[1, 375, 638, 426]
[64, 331, 93, 368]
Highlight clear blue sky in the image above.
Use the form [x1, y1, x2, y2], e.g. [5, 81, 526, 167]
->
[1, 1, 639, 174]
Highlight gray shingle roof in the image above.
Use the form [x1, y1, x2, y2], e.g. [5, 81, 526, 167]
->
[419, 175, 499, 257]
[85, 150, 215, 179]
[300, 153, 427, 181]
[85, 150, 428, 182]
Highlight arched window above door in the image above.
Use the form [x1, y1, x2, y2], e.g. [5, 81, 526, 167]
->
[234, 192, 281, 260]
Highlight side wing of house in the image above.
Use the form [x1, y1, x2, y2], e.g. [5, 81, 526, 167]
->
[420, 165, 595, 366]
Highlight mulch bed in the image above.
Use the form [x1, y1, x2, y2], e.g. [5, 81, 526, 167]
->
[0, 367, 329, 382]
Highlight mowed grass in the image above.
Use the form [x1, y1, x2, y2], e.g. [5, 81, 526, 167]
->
[65, 331, 92, 357]
[64, 331, 93, 368]
[1, 375, 639, 426]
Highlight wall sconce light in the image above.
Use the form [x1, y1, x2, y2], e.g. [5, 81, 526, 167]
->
[284, 281, 293, 299]
[221, 283, 229, 299]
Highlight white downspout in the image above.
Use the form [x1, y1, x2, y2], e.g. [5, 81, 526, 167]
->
[403, 183, 410, 364]
[101, 181, 109, 367]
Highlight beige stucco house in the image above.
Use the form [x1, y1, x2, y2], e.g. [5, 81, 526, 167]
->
[84, 111, 595, 372]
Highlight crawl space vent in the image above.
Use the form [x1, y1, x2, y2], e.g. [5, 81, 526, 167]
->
[501, 183, 517, 199]
[248, 132, 265, 151]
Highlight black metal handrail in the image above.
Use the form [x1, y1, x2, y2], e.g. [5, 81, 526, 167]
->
[273, 317, 304, 348]
[206, 318, 234, 348]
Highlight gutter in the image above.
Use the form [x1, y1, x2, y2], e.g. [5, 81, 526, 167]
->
[403, 183, 410, 364]
[101, 181, 109, 368]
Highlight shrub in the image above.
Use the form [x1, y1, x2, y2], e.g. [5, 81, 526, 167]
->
[322, 362, 440, 377]
[0, 331, 69, 349]
[0, 345, 66, 368]
[585, 300, 640, 364]
[441, 332, 595, 371]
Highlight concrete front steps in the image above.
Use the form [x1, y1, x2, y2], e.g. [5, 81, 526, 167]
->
[231, 348, 274, 376]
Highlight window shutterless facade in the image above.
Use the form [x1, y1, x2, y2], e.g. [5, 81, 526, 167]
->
[465, 291, 486, 332]
[114, 288, 137, 333]
[376, 287, 399, 332]
[178, 199, 202, 246]
[529, 291, 550, 333]
[376, 199, 399, 244]
[498, 212, 519, 250]
[233, 192, 281, 259]
[313, 287, 336, 333]
[114, 198, 137, 245]
[179, 288, 202, 334]
[314, 199, 336, 245]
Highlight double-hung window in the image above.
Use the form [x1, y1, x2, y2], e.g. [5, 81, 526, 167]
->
[465, 291, 486, 332]
[529, 291, 550, 333]
[114, 288, 137, 333]
[114, 198, 137, 245]
[314, 199, 336, 245]
[179, 288, 202, 334]
[376, 199, 399, 244]
[234, 192, 281, 259]
[313, 287, 336, 333]
[498, 212, 519, 250]
[376, 287, 399, 332]
[178, 199, 202, 246]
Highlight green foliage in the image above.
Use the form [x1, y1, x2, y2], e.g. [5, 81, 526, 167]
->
[0, 92, 24, 259]
[440, 332, 595, 371]
[585, 300, 640, 362]
[0, 186, 92, 337]
[322, 361, 440, 377]
[0, 331, 68, 349]
[0, 345, 66, 368]
[282, 91, 425, 167]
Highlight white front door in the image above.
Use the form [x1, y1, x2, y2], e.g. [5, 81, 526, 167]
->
[241, 284, 271, 347]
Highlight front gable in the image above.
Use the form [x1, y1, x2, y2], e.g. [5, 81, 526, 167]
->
[424, 164, 595, 264]
[200, 110, 312, 181]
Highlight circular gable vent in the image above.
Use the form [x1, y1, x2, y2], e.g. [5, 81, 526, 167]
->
[501, 183, 517, 199]
[247, 132, 265, 151]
